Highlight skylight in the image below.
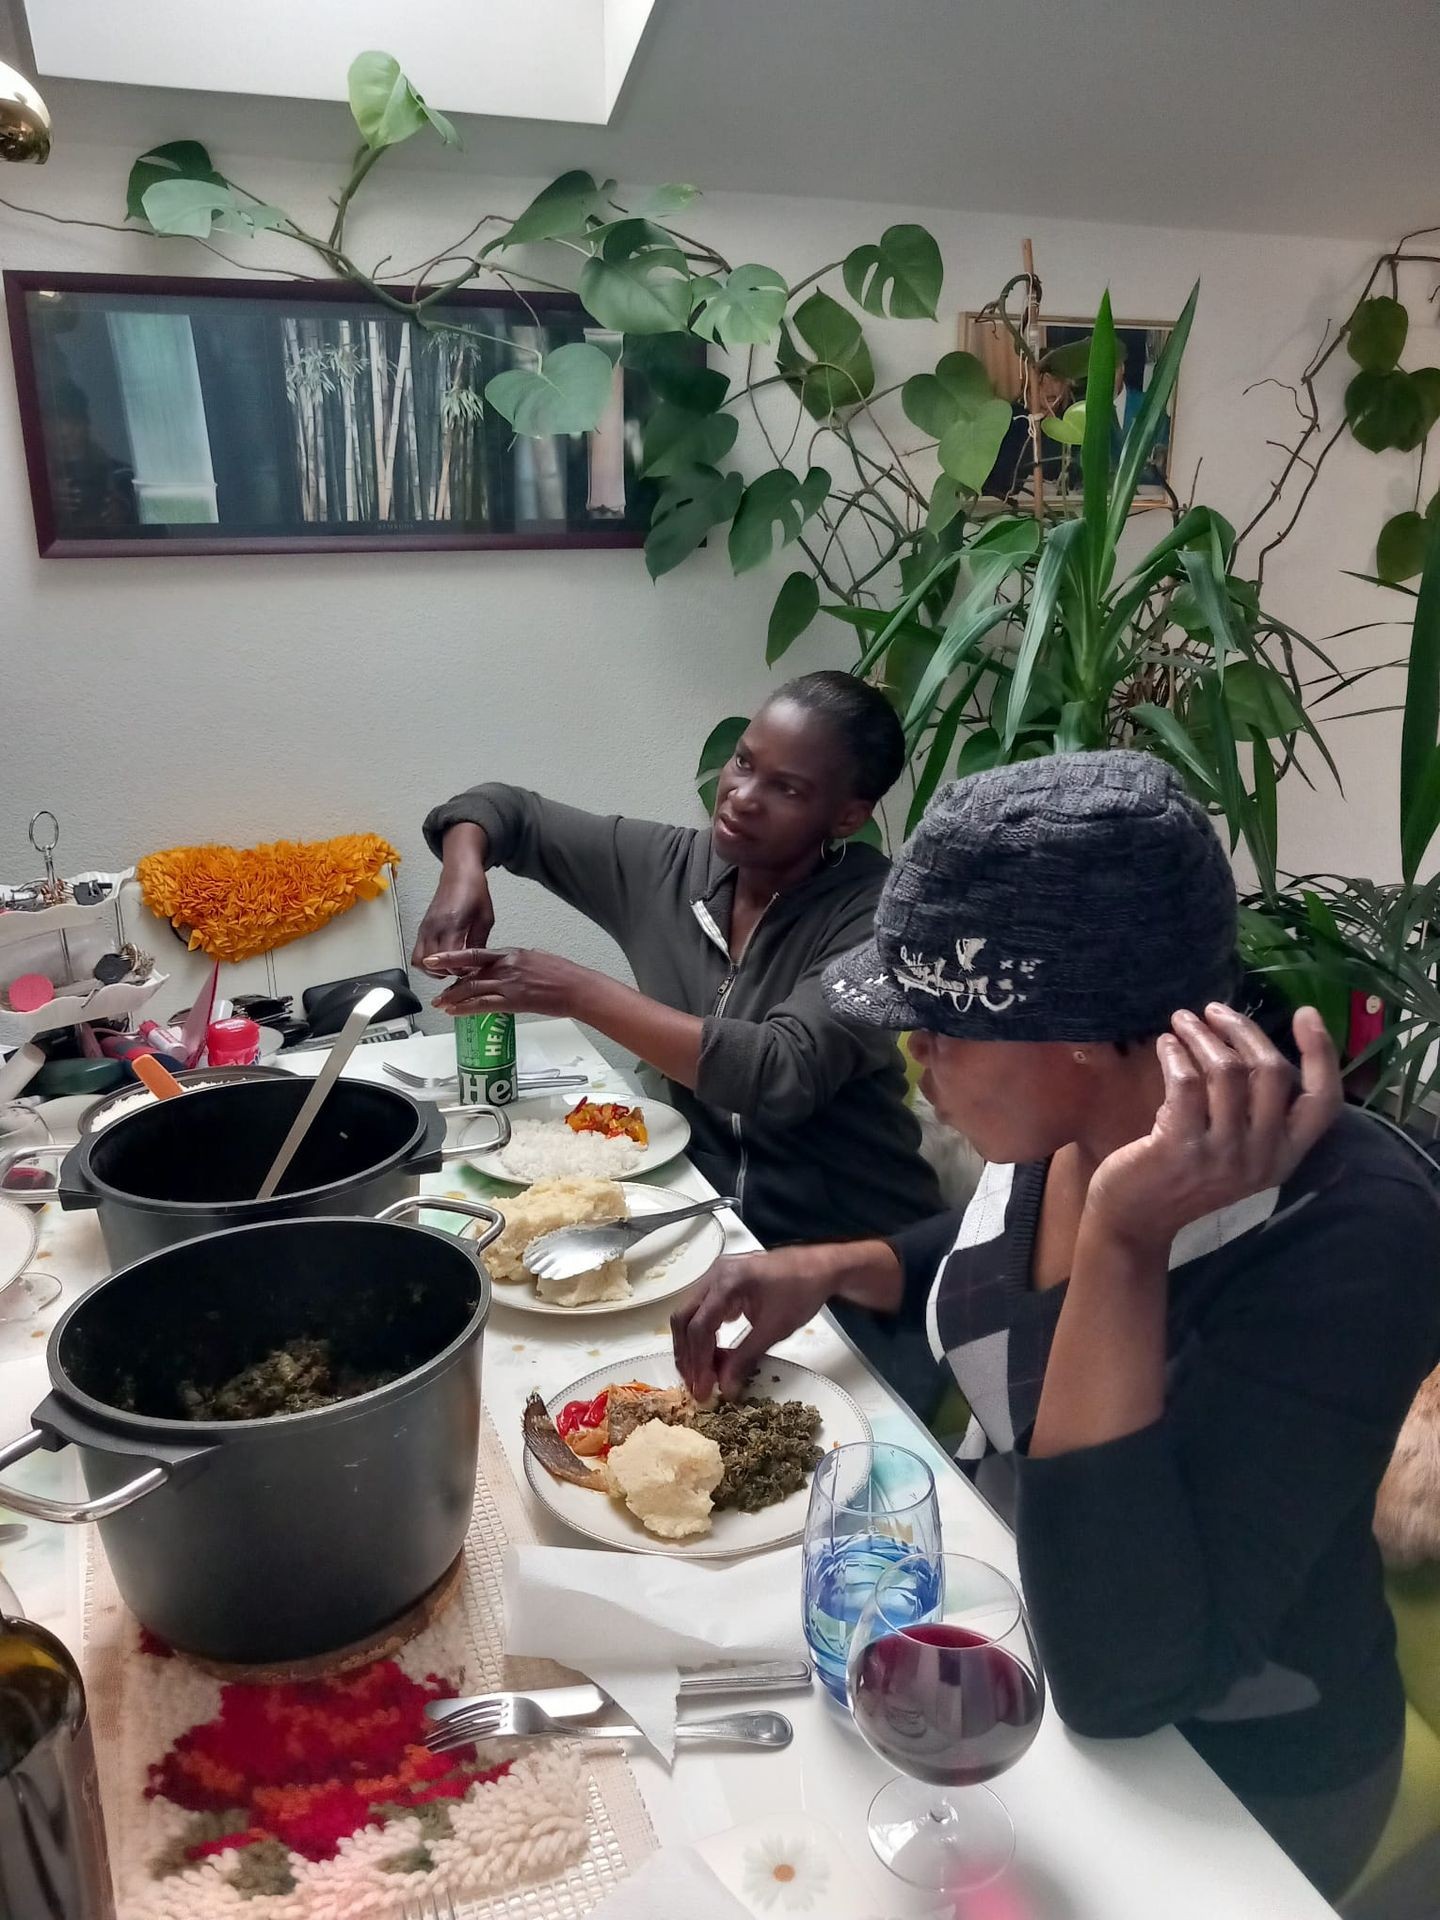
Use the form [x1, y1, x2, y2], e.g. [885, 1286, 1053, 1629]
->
[23, 0, 659, 125]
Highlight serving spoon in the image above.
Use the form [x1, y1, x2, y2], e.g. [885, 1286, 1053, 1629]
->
[256, 986, 392, 1199]
[524, 1193, 737, 1284]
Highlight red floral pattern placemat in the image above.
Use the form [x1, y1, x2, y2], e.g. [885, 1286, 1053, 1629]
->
[83, 1418, 656, 1919]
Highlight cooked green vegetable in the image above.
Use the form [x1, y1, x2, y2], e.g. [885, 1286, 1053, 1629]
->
[693, 1398, 824, 1512]
[179, 1338, 396, 1421]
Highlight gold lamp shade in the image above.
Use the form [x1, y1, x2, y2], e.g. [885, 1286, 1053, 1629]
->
[0, 60, 50, 163]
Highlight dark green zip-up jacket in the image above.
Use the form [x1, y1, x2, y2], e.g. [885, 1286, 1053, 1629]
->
[422, 785, 941, 1247]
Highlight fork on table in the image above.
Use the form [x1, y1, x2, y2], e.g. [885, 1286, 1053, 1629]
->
[426, 1694, 792, 1755]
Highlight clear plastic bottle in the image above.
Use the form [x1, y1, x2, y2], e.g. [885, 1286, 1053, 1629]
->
[0, 1575, 115, 1919]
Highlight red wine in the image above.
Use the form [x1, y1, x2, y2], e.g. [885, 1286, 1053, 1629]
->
[851, 1624, 1042, 1786]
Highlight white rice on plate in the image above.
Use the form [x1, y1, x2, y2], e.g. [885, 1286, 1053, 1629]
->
[497, 1120, 642, 1183]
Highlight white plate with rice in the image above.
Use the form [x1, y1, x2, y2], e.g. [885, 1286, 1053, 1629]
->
[523, 1352, 871, 1558]
[471, 1179, 724, 1318]
[458, 1092, 690, 1185]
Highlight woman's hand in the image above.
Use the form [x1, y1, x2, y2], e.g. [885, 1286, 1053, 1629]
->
[429, 946, 592, 1019]
[671, 1248, 843, 1403]
[413, 824, 494, 977]
[672, 1239, 902, 1402]
[1083, 1003, 1342, 1259]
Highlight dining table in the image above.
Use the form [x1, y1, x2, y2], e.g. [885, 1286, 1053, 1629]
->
[0, 1016, 1340, 1919]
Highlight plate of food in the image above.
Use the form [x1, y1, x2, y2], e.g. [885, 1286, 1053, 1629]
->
[473, 1178, 724, 1317]
[522, 1352, 871, 1557]
[460, 1092, 690, 1185]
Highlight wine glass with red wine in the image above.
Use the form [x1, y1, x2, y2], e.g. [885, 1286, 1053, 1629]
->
[847, 1551, 1044, 1891]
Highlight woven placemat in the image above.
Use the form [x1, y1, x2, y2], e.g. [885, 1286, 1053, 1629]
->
[83, 1415, 656, 1919]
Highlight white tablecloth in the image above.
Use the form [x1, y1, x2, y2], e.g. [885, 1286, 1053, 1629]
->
[0, 1020, 1337, 1918]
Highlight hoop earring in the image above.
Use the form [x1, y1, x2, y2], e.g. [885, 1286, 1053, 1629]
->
[822, 837, 848, 864]
[1072, 1048, 1089, 1065]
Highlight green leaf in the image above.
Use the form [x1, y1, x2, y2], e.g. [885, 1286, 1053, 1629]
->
[494, 170, 607, 249]
[906, 684, 980, 832]
[625, 333, 727, 413]
[1041, 401, 1086, 446]
[779, 292, 875, 418]
[347, 51, 457, 151]
[1396, 368, 1440, 452]
[1106, 283, 1198, 555]
[1082, 293, 1119, 574]
[140, 178, 282, 239]
[579, 220, 695, 334]
[954, 726, 1005, 777]
[483, 341, 616, 435]
[1250, 731, 1278, 898]
[645, 465, 744, 579]
[638, 183, 700, 218]
[925, 474, 965, 534]
[1401, 527, 1440, 880]
[1177, 545, 1241, 674]
[1198, 670, 1248, 852]
[901, 351, 994, 438]
[1039, 335, 1093, 379]
[640, 403, 738, 479]
[1402, 743, 1440, 884]
[692, 264, 789, 349]
[1347, 295, 1409, 373]
[1005, 517, 1089, 749]
[766, 571, 820, 664]
[1429, 491, 1440, 527]
[937, 399, 1012, 491]
[126, 140, 227, 222]
[1378, 511, 1430, 584]
[842, 224, 943, 320]
[903, 519, 1042, 738]
[728, 466, 830, 574]
[1346, 368, 1425, 453]
[1131, 702, 1219, 800]
[695, 714, 747, 812]
[1221, 659, 1305, 738]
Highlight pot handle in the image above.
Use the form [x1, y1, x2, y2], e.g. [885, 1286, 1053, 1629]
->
[0, 1426, 168, 1524]
[374, 1193, 505, 1256]
[0, 1142, 70, 1205]
[435, 1107, 511, 1164]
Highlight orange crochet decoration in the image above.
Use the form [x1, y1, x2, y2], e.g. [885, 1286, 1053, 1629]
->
[137, 835, 401, 964]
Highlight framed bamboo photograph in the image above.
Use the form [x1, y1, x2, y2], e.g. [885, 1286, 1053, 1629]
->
[959, 309, 1180, 508]
[4, 271, 687, 557]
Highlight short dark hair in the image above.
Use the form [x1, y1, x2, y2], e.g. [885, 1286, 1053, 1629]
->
[768, 670, 906, 804]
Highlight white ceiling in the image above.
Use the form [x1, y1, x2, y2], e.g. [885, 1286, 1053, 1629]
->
[13, 0, 1440, 239]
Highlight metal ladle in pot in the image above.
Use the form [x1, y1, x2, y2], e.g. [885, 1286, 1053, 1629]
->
[256, 986, 394, 1200]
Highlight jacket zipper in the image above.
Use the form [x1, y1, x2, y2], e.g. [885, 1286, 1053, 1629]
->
[691, 890, 777, 1219]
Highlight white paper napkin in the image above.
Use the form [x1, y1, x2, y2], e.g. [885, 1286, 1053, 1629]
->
[502, 1542, 806, 1758]
[586, 1848, 751, 1919]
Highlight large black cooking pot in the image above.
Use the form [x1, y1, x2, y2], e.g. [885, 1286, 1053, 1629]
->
[0, 1199, 501, 1664]
[19, 1077, 508, 1268]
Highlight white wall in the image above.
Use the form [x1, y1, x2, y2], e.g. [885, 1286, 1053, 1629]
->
[0, 117, 1408, 991]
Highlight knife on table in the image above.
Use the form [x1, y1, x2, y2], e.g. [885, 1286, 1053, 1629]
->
[424, 1658, 812, 1724]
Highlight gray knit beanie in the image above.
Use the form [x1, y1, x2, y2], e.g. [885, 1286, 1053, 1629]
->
[823, 749, 1238, 1043]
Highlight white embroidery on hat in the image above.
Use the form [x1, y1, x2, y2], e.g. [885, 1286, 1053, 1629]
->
[893, 937, 1038, 1014]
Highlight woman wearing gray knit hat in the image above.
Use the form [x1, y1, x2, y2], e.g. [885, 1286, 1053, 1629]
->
[673, 749, 1440, 1899]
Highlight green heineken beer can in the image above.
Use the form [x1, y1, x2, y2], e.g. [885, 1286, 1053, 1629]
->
[454, 1012, 516, 1106]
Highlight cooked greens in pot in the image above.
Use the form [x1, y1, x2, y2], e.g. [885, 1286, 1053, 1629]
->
[178, 1338, 399, 1421]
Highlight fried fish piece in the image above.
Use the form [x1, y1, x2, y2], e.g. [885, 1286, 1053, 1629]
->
[523, 1392, 609, 1491]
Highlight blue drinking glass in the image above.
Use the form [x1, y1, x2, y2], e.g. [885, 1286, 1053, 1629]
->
[802, 1442, 942, 1702]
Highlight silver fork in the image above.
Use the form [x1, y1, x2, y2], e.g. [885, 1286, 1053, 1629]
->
[384, 1063, 588, 1095]
[525, 1194, 738, 1283]
[426, 1697, 791, 1756]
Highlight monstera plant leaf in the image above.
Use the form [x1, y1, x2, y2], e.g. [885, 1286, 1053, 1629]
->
[641, 403, 739, 478]
[1347, 296, 1408, 373]
[766, 570, 821, 663]
[728, 467, 830, 573]
[692, 264, 789, 348]
[579, 220, 696, 334]
[901, 351, 994, 438]
[777, 292, 875, 419]
[141, 179, 284, 238]
[348, 51, 457, 151]
[126, 140, 227, 221]
[492, 170, 611, 249]
[644, 464, 745, 578]
[842, 224, 942, 319]
[484, 341, 616, 435]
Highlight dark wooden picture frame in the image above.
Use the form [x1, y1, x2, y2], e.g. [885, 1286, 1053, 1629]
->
[4, 270, 679, 557]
